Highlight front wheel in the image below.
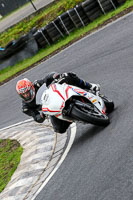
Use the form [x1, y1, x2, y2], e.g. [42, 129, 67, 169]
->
[70, 101, 110, 126]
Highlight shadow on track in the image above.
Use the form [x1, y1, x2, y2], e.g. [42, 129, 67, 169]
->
[73, 108, 116, 146]
[74, 124, 106, 146]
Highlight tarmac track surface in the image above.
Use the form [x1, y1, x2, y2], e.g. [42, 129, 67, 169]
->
[0, 12, 133, 200]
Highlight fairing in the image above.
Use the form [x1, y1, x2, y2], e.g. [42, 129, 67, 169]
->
[36, 83, 106, 121]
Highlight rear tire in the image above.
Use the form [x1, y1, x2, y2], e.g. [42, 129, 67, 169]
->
[101, 95, 114, 113]
[70, 101, 110, 126]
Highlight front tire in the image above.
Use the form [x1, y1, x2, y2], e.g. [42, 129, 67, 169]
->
[70, 101, 110, 126]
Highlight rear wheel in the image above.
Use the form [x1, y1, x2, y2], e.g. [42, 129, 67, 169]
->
[70, 101, 110, 126]
[100, 95, 114, 113]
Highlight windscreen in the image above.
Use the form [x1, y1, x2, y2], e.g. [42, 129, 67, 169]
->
[36, 83, 47, 105]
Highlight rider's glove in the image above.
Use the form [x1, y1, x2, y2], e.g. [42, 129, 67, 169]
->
[90, 83, 100, 93]
[34, 113, 46, 123]
[62, 72, 76, 79]
[34, 80, 41, 88]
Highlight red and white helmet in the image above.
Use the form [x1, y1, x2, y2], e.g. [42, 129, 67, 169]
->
[16, 78, 35, 102]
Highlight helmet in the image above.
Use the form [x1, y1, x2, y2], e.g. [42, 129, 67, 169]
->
[45, 72, 59, 87]
[16, 78, 35, 102]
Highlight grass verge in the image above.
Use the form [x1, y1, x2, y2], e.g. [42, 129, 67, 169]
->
[0, 0, 133, 85]
[0, 0, 84, 46]
[0, 139, 23, 193]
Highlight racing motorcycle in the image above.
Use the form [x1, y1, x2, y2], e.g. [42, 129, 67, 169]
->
[36, 83, 114, 126]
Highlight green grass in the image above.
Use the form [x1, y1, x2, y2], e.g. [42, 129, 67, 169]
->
[0, 0, 84, 46]
[0, 0, 133, 84]
[0, 139, 23, 193]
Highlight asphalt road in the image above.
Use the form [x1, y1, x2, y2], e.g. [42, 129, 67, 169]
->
[0, 12, 133, 200]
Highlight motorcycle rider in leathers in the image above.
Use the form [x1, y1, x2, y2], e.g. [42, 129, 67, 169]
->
[16, 72, 100, 133]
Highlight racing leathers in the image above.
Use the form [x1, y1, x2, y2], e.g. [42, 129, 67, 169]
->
[21, 72, 100, 133]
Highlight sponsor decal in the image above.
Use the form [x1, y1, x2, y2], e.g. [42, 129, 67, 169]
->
[92, 99, 97, 103]
[72, 88, 87, 96]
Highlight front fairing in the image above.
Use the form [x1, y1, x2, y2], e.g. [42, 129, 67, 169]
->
[37, 83, 106, 119]
[41, 84, 65, 115]
[40, 83, 86, 117]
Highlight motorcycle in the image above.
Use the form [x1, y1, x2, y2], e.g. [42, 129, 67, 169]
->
[36, 83, 114, 126]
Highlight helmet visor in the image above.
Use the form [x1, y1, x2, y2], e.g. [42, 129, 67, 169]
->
[20, 88, 35, 102]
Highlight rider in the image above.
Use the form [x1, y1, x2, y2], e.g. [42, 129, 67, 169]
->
[16, 72, 100, 133]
